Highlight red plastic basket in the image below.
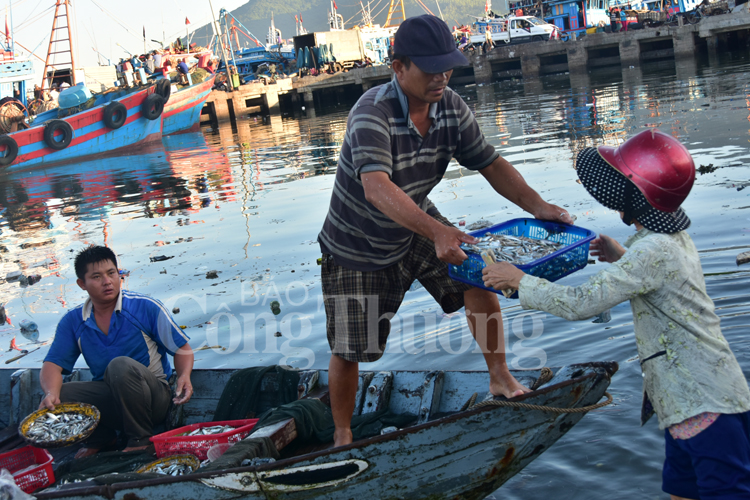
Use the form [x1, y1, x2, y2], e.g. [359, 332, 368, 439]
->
[0, 445, 54, 493]
[150, 419, 259, 460]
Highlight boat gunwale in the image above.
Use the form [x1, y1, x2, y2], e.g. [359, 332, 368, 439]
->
[35, 361, 617, 499]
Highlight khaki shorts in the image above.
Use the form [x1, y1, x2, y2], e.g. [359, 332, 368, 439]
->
[321, 213, 473, 363]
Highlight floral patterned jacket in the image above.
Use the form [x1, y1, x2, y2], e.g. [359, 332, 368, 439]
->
[519, 228, 750, 429]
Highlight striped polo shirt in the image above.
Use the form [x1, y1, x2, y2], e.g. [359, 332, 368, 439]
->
[318, 76, 499, 271]
[45, 290, 190, 382]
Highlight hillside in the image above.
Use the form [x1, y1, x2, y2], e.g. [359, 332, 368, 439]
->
[189, 0, 497, 49]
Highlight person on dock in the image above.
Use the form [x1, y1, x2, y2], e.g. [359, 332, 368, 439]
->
[610, 6, 620, 32]
[318, 14, 573, 448]
[482, 129, 750, 499]
[39, 245, 194, 459]
[484, 28, 494, 53]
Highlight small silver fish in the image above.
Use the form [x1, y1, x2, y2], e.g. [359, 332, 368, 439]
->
[462, 233, 564, 265]
[27, 412, 96, 442]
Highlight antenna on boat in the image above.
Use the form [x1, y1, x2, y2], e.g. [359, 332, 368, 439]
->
[385, 0, 406, 26]
[42, 0, 76, 90]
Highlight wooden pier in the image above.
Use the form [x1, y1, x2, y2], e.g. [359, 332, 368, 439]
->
[201, 11, 750, 124]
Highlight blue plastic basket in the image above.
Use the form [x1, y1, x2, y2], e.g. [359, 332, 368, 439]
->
[448, 218, 596, 297]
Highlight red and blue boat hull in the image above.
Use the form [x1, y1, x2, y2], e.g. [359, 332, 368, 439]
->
[5, 85, 162, 171]
[162, 75, 216, 135]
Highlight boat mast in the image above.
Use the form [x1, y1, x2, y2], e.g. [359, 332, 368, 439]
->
[385, 0, 407, 26]
[42, 0, 76, 89]
[208, 0, 233, 90]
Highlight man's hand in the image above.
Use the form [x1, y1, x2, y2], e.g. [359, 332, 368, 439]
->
[482, 262, 526, 290]
[532, 202, 575, 225]
[433, 226, 478, 266]
[39, 392, 60, 411]
[590, 234, 626, 263]
[173, 374, 193, 405]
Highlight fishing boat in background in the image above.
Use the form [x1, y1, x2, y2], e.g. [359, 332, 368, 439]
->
[0, 83, 165, 171]
[162, 73, 217, 135]
[216, 10, 295, 84]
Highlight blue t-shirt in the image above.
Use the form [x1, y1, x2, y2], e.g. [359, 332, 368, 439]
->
[177, 62, 189, 75]
[45, 290, 189, 381]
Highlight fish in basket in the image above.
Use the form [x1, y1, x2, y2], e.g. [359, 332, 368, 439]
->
[136, 455, 200, 476]
[19, 402, 100, 448]
[449, 218, 596, 297]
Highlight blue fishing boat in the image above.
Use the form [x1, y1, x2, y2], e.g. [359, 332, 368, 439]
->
[216, 10, 295, 84]
[162, 73, 216, 135]
[2, 362, 616, 498]
[0, 83, 165, 171]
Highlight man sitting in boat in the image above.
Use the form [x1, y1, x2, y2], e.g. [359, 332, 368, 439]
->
[39, 245, 194, 458]
[318, 14, 572, 447]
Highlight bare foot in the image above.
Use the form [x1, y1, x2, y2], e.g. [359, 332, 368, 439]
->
[74, 447, 101, 459]
[333, 428, 352, 448]
[122, 445, 150, 453]
[490, 373, 530, 399]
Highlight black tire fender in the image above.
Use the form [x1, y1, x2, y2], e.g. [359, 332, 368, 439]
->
[141, 94, 165, 121]
[155, 78, 172, 101]
[102, 101, 127, 129]
[0, 134, 18, 166]
[43, 120, 73, 150]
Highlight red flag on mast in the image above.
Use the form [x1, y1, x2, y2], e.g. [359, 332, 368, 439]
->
[333, 0, 338, 9]
[185, 17, 191, 25]
[4, 16, 9, 44]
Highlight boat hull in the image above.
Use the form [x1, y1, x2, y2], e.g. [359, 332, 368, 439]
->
[10, 363, 617, 500]
[6, 86, 162, 172]
[162, 75, 216, 136]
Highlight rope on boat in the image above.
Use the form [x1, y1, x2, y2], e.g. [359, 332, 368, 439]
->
[465, 367, 614, 413]
[469, 391, 613, 413]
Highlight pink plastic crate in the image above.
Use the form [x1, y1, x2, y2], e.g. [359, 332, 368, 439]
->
[150, 419, 259, 460]
[0, 445, 54, 493]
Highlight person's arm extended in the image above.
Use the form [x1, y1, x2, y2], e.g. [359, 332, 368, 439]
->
[39, 362, 63, 410]
[479, 156, 574, 223]
[172, 344, 194, 405]
[361, 171, 476, 265]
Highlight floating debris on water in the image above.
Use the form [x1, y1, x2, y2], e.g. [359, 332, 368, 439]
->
[26, 412, 96, 443]
[461, 233, 563, 265]
[467, 220, 494, 231]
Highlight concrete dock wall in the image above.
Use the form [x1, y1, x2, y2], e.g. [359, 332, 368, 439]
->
[201, 12, 750, 124]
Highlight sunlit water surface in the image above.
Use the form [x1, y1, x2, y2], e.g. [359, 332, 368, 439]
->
[2, 52, 750, 498]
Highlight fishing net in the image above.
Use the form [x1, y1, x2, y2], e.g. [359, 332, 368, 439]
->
[255, 398, 417, 443]
[212, 365, 300, 421]
[57, 97, 97, 118]
[52, 449, 157, 486]
[199, 436, 278, 472]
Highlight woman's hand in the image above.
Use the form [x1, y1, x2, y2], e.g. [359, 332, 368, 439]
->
[482, 262, 526, 290]
[590, 234, 626, 263]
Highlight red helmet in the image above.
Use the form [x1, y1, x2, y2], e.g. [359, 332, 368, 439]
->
[596, 129, 695, 212]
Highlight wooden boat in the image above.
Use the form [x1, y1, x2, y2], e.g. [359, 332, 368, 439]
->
[162, 73, 217, 135]
[2, 361, 617, 499]
[0, 84, 164, 172]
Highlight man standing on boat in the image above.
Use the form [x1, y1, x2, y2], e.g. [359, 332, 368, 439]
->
[318, 14, 573, 447]
[39, 245, 194, 458]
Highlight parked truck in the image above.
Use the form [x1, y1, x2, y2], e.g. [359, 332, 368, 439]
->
[293, 29, 366, 71]
[470, 16, 559, 46]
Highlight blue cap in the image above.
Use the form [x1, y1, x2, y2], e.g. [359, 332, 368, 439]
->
[393, 15, 469, 73]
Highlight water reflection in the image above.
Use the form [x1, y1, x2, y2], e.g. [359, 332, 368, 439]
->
[0, 50, 749, 499]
